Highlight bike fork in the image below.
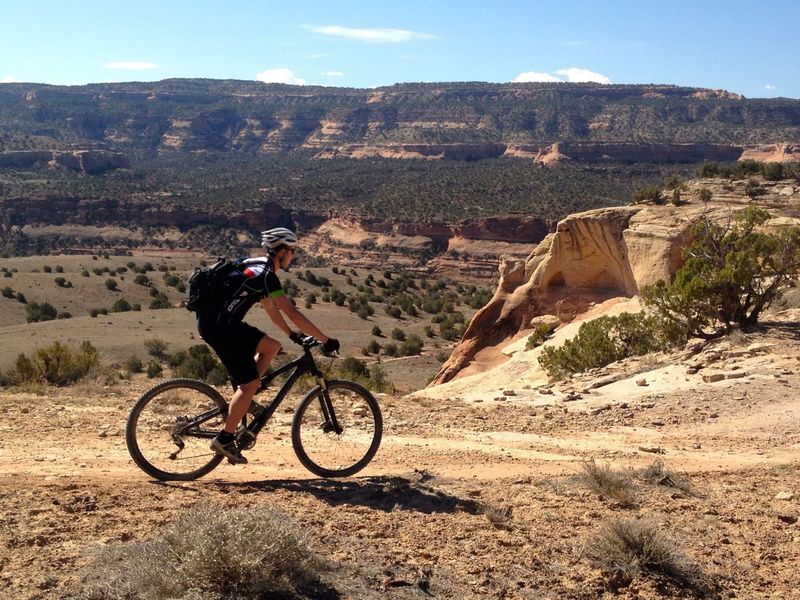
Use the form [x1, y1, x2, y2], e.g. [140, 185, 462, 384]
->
[316, 378, 342, 435]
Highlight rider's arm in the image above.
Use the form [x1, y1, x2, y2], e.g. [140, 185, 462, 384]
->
[271, 294, 329, 342]
[260, 297, 293, 338]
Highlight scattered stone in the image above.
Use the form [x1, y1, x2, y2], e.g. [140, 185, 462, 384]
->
[503, 390, 516, 397]
[529, 314, 561, 333]
[651, 419, 665, 426]
[702, 373, 726, 383]
[776, 491, 795, 501]
[747, 343, 774, 354]
[638, 446, 666, 454]
[777, 514, 798, 524]
[563, 392, 582, 402]
[538, 387, 554, 395]
[590, 405, 611, 415]
[686, 367, 699, 375]
[636, 378, 648, 387]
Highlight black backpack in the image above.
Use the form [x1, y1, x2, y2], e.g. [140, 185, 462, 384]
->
[185, 258, 241, 314]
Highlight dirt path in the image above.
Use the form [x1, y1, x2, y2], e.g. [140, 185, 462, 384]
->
[2, 339, 800, 598]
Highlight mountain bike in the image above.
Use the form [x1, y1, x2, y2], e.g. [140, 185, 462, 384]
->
[125, 337, 382, 481]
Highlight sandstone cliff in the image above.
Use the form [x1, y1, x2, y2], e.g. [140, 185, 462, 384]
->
[0, 150, 130, 174]
[430, 181, 800, 385]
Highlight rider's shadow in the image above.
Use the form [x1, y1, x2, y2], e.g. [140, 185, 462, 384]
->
[211, 472, 482, 515]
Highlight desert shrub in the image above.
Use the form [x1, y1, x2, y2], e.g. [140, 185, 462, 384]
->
[54, 276, 71, 287]
[383, 343, 398, 357]
[133, 274, 150, 286]
[124, 355, 144, 374]
[57, 311, 71, 319]
[42, 265, 52, 273]
[163, 273, 180, 287]
[745, 178, 765, 198]
[398, 334, 423, 356]
[111, 298, 132, 312]
[371, 325, 382, 337]
[538, 312, 684, 379]
[525, 323, 552, 350]
[638, 460, 697, 497]
[55, 265, 64, 273]
[78, 503, 326, 600]
[146, 361, 163, 378]
[173, 345, 228, 385]
[1, 286, 13, 298]
[391, 327, 406, 341]
[632, 185, 663, 204]
[15, 293, 26, 304]
[577, 460, 636, 507]
[584, 518, 703, 591]
[144, 338, 168, 358]
[105, 278, 118, 291]
[25, 301, 58, 323]
[642, 206, 800, 337]
[325, 357, 394, 393]
[7, 340, 99, 386]
[762, 162, 784, 181]
[89, 308, 108, 318]
[697, 187, 712, 203]
[384, 305, 402, 319]
[149, 293, 172, 309]
[367, 339, 381, 354]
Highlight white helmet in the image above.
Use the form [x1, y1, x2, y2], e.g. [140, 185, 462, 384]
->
[261, 227, 298, 251]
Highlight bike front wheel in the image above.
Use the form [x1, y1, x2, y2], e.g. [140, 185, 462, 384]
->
[291, 379, 382, 478]
[126, 378, 227, 481]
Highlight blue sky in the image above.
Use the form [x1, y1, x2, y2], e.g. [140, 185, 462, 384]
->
[1, 0, 798, 98]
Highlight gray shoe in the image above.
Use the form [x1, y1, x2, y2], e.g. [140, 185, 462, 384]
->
[210, 437, 248, 465]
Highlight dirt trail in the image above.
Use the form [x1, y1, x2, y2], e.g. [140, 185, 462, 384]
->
[2, 334, 800, 599]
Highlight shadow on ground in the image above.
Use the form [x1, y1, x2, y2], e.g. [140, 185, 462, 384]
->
[207, 471, 482, 514]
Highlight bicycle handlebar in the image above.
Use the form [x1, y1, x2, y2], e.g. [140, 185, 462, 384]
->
[295, 335, 338, 357]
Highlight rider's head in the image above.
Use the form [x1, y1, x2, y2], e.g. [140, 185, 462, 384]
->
[260, 227, 298, 270]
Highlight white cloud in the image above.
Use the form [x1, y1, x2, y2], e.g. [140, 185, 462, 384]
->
[308, 53, 326, 59]
[104, 61, 160, 70]
[1, 76, 20, 83]
[513, 71, 562, 83]
[256, 68, 306, 85]
[764, 84, 777, 90]
[304, 25, 438, 43]
[321, 71, 344, 77]
[556, 68, 611, 84]
[513, 67, 611, 85]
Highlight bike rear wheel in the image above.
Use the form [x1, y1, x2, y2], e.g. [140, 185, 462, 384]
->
[291, 379, 382, 478]
[126, 378, 226, 481]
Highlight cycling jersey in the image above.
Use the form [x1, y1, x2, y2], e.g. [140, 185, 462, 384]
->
[214, 257, 285, 325]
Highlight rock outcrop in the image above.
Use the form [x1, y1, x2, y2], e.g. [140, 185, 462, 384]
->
[429, 193, 799, 386]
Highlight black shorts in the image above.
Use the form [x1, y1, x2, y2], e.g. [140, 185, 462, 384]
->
[197, 316, 266, 384]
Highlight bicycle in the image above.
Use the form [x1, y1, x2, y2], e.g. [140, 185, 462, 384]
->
[125, 336, 382, 481]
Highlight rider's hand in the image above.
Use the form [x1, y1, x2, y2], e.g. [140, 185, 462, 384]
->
[322, 337, 340, 355]
[289, 331, 305, 345]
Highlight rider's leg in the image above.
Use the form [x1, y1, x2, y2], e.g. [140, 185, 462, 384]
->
[223, 336, 280, 433]
[254, 335, 280, 377]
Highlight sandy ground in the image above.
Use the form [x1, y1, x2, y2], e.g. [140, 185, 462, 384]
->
[2, 327, 800, 599]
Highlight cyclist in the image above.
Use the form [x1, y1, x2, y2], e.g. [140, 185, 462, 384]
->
[199, 227, 339, 464]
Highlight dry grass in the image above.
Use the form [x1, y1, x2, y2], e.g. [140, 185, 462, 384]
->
[639, 460, 699, 497]
[76, 502, 328, 599]
[576, 460, 636, 507]
[584, 517, 705, 592]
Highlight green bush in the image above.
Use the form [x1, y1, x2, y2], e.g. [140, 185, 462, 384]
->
[146, 361, 163, 379]
[144, 338, 168, 358]
[326, 357, 394, 393]
[124, 355, 144, 374]
[371, 325, 382, 337]
[133, 274, 150, 286]
[7, 340, 100, 386]
[105, 278, 118, 291]
[111, 298, 132, 312]
[25, 301, 58, 323]
[632, 185, 663, 205]
[1, 286, 13, 298]
[642, 206, 800, 337]
[391, 327, 406, 341]
[398, 334, 423, 356]
[173, 345, 228, 385]
[525, 323, 552, 350]
[538, 312, 684, 379]
[79, 503, 325, 600]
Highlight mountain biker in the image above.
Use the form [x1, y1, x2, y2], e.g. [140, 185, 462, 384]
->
[199, 227, 339, 465]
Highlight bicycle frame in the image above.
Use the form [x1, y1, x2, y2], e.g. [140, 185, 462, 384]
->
[242, 346, 332, 434]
